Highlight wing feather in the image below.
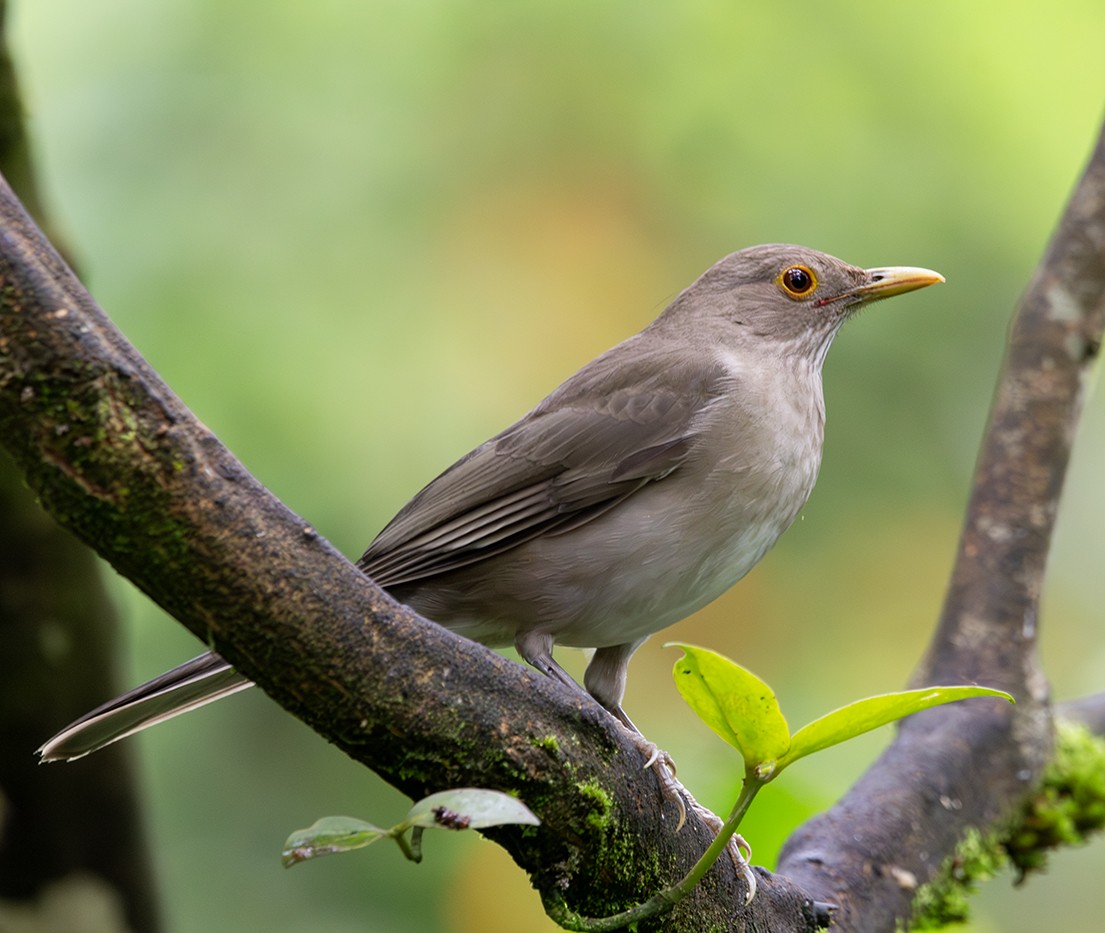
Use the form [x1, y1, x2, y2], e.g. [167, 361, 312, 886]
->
[359, 345, 727, 587]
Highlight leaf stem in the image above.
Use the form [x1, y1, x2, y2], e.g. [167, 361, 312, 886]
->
[391, 826, 421, 862]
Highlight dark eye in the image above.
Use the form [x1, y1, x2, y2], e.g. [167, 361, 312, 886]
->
[777, 264, 818, 298]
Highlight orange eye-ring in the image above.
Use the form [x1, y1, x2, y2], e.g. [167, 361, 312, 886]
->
[777, 264, 818, 299]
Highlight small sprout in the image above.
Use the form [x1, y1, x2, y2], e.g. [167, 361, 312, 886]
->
[283, 789, 538, 869]
[668, 643, 1013, 779]
[551, 649, 1011, 932]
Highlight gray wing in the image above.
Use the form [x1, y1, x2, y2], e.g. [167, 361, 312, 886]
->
[359, 344, 725, 587]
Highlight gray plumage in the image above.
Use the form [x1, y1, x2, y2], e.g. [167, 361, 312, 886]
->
[39, 244, 942, 761]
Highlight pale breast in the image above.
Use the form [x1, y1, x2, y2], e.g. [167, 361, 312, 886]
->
[646, 351, 826, 618]
[400, 350, 828, 651]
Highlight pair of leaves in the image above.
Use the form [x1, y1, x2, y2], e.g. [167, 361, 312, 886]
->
[670, 643, 1013, 781]
[281, 645, 1011, 933]
[282, 788, 539, 868]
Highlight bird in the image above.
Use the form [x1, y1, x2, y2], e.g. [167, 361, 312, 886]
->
[38, 244, 943, 762]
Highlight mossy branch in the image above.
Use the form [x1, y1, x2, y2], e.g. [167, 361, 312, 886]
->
[0, 172, 813, 928]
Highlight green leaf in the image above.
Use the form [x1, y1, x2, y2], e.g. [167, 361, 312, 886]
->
[281, 816, 388, 868]
[405, 788, 540, 831]
[668, 644, 791, 771]
[780, 685, 1014, 770]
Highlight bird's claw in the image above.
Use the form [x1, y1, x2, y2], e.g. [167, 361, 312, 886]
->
[730, 833, 756, 905]
[624, 733, 687, 830]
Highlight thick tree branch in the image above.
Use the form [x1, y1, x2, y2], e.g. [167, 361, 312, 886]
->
[0, 171, 830, 929]
[777, 120, 1105, 930]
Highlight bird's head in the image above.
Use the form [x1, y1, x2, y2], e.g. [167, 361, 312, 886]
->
[660, 244, 944, 365]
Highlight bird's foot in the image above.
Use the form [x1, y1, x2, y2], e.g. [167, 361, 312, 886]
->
[619, 728, 688, 829]
[607, 705, 688, 827]
[616, 720, 756, 904]
[729, 834, 756, 906]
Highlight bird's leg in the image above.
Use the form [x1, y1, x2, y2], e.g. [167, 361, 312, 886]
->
[585, 642, 675, 767]
[585, 644, 756, 899]
[514, 631, 585, 694]
[515, 634, 685, 823]
[515, 633, 669, 768]
[515, 635, 755, 897]
[584, 643, 693, 823]
[604, 702, 675, 773]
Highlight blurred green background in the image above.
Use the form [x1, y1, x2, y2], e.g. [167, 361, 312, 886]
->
[9, 1, 1105, 930]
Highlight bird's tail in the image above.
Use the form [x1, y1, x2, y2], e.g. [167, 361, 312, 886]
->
[37, 651, 253, 762]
